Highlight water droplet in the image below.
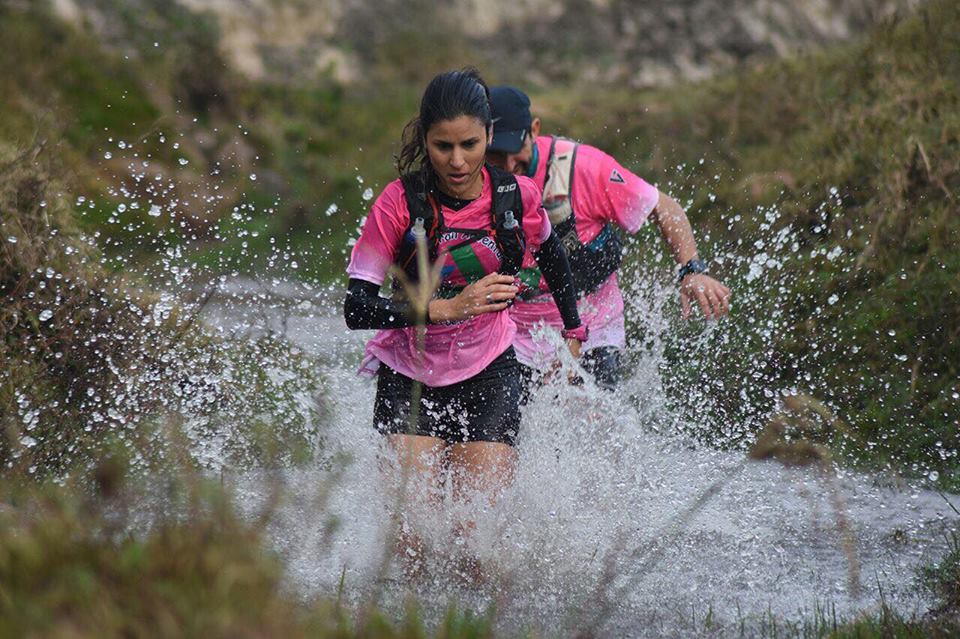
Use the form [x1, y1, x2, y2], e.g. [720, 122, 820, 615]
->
[249, 173, 257, 181]
[362, 187, 374, 201]
[148, 204, 162, 217]
[928, 471, 940, 482]
[325, 203, 339, 217]
[178, 158, 189, 166]
[7, 236, 17, 244]
[38, 309, 53, 322]
[104, 151, 113, 160]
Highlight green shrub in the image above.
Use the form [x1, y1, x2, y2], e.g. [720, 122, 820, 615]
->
[1, 149, 325, 478]
[545, 0, 960, 483]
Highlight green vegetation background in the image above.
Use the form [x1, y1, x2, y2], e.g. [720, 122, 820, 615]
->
[1, 0, 958, 635]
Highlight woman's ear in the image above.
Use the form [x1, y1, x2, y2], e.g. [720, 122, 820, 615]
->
[531, 117, 542, 138]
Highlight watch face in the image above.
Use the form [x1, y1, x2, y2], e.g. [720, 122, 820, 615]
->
[680, 259, 708, 281]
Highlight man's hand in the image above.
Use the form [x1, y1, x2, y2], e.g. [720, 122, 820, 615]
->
[680, 273, 731, 320]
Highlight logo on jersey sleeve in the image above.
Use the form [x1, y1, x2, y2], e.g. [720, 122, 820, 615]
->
[610, 169, 626, 184]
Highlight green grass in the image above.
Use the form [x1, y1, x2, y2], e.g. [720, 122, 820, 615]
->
[920, 530, 960, 622]
[0, 5, 159, 151]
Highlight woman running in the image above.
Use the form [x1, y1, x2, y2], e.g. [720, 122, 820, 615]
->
[343, 68, 586, 576]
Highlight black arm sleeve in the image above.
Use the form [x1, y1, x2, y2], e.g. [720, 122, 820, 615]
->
[344, 278, 419, 330]
[533, 231, 582, 330]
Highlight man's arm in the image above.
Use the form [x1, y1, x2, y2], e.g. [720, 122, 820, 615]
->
[649, 191, 732, 320]
[649, 192, 699, 265]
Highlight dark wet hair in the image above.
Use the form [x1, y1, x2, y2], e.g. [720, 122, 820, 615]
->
[396, 68, 492, 183]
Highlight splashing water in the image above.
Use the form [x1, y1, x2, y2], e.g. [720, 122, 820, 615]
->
[207, 274, 956, 636]
[12, 135, 956, 635]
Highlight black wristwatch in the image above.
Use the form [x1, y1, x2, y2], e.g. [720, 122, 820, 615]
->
[678, 258, 708, 282]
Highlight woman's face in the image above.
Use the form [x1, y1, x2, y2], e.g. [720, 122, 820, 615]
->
[425, 115, 491, 199]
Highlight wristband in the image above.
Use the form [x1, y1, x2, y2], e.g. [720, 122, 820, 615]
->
[678, 258, 708, 282]
[561, 324, 589, 342]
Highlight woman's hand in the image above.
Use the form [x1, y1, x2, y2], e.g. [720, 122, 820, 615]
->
[428, 272, 518, 322]
[680, 273, 731, 320]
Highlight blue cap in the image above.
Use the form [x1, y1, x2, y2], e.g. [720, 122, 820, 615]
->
[489, 86, 533, 153]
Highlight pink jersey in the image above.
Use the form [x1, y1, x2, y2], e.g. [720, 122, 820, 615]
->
[347, 167, 552, 386]
[511, 136, 660, 368]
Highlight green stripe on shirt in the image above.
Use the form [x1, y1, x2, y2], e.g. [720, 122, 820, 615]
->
[450, 242, 487, 283]
[517, 267, 542, 290]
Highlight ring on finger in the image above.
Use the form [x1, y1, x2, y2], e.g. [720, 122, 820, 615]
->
[485, 293, 493, 303]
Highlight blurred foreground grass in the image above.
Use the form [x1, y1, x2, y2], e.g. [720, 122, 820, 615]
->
[0, 471, 495, 639]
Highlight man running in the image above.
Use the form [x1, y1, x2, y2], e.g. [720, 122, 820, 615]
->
[486, 86, 731, 391]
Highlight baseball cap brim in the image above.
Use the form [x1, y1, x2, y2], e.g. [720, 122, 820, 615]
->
[488, 128, 526, 154]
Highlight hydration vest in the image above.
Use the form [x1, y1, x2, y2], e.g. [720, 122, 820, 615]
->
[535, 136, 624, 297]
[394, 165, 526, 297]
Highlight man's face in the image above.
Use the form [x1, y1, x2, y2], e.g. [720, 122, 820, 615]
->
[486, 118, 541, 176]
[486, 134, 533, 176]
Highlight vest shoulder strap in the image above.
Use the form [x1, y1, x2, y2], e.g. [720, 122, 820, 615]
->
[543, 137, 580, 231]
[544, 137, 579, 203]
[486, 164, 526, 275]
[397, 172, 442, 282]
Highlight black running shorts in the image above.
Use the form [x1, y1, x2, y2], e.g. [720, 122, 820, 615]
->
[373, 347, 522, 446]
